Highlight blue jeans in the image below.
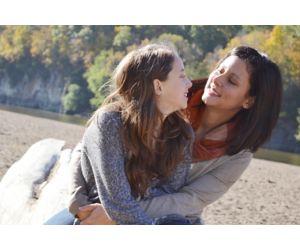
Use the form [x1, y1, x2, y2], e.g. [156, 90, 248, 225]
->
[44, 209, 201, 225]
[154, 214, 201, 225]
[44, 208, 75, 225]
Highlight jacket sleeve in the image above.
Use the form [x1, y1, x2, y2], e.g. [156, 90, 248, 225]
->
[139, 150, 253, 218]
[81, 111, 153, 225]
[68, 142, 92, 216]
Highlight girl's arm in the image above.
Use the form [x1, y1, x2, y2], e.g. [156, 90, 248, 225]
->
[68, 142, 92, 216]
[81, 111, 153, 225]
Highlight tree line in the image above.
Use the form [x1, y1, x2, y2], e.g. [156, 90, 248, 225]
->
[0, 25, 300, 140]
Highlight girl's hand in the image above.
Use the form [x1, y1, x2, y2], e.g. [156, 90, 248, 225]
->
[76, 204, 96, 221]
[79, 203, 116, 225]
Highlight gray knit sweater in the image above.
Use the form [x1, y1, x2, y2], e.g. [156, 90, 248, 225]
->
[79, 110, 193, 225]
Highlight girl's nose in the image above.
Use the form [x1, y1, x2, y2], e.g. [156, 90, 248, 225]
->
[187, 78, 192, 89]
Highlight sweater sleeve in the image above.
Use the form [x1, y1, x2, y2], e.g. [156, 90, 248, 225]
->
[139, 150, 253, 218]
[68, 142, 92, 216]
[81, 111, 153, 225]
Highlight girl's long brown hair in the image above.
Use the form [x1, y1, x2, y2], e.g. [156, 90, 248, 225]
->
[89, 44, 193, 197]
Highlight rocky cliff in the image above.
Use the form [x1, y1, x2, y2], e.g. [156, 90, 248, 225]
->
[0, 71, 67, 112]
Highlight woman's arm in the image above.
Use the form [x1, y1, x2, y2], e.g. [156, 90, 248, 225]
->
[81, 111, 153, 225]
[69, 143, 252, 222]
[139, 150, 253, 217]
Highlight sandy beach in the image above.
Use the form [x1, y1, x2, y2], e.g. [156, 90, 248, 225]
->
[0, 109, 85, 179]
[1, 109, 300, 224]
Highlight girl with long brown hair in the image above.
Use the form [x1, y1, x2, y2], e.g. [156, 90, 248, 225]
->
[63, 43, 194, 224]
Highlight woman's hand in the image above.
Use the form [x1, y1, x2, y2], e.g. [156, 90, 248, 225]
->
[78, 203, 116, 225]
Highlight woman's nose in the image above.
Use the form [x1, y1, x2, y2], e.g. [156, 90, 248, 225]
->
[214, 74, 224, 88]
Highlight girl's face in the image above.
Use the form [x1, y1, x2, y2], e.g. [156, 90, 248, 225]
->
[202, 55, 254, 113]
[154, 56, 192, 117]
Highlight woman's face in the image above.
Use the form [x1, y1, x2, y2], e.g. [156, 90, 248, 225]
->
[202, 55, 253, 113]
[155, 56, 192, 116]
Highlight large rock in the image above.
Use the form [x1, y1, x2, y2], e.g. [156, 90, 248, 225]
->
[0, 138, 72, 224]
[0, 71, 66, 112]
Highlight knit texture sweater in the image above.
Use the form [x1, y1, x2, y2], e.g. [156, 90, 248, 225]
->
[76, 110, 193, 225]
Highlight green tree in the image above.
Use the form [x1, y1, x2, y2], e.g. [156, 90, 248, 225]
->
[241, 25, 273, 33]
[190, 25, 242, 53]
[152, 33, 203, 79]
[63, 83, 90, 114]
[113, 26, 134, 50]
[85, 49, 124, 108]
[133, 26, 190, 43]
